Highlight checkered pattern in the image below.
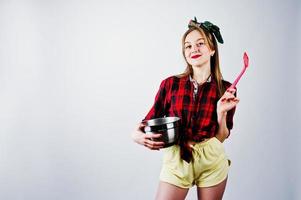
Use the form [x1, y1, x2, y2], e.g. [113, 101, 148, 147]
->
[143, 75, 236, 163]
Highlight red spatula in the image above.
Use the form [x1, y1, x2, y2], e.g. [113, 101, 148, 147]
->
[229, 52, 249, 89]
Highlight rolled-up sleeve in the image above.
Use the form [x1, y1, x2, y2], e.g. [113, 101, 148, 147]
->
[142, 78, 170, 121]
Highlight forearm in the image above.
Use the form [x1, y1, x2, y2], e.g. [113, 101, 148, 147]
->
[215, 112, 230, 143]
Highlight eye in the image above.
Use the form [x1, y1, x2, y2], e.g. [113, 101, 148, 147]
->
[185, 45, 191, 49]
[198, 42, 204, 46]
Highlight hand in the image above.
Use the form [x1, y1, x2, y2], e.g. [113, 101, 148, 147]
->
[217, 88, 240, 115]
[131, 122, 165, 150]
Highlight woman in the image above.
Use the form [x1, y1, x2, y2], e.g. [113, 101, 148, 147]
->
[131, 17, 239, 200]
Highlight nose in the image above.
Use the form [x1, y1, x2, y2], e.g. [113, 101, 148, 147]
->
[192, 44, 200, 52]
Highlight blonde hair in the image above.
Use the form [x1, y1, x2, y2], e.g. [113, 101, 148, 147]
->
[177, 25, 225, 98]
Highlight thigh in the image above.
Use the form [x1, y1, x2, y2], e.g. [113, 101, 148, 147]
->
[197, 176, 227, 200]
[155, 181, 189, 200]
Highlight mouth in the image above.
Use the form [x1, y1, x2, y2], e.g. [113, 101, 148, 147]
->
[191, 55, 201, 59]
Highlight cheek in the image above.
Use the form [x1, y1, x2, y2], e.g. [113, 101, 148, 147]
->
[184, 51, 190, 60]
[201, 46, 213, 55]
[184, 50, 189, 57]
[200, 46, 209, 53]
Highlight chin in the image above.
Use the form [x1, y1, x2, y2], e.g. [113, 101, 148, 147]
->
[190, 61, 203, 66]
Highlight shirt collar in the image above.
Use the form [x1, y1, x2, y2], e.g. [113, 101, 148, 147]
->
[189, 74, 212, 85]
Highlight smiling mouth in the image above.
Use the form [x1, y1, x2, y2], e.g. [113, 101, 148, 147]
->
[191, 55, 201, 59]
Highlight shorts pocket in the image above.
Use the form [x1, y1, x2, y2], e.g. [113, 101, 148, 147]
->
[201, 138, 226, 167]
[213, 136, 223, 145]
[212, 137, 226, 151]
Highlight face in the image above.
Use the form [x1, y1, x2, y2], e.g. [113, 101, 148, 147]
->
[184, 30, 215, 67]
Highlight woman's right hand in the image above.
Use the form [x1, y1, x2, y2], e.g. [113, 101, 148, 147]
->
[131, 122, 165, 150]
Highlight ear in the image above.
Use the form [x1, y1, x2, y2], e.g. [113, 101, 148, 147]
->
[210, 50, 215, 56]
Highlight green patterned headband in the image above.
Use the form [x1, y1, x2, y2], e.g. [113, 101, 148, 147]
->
[188, 17, 224, 44]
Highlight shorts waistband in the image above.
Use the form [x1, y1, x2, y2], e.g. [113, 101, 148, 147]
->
[188, 137, 220, 148]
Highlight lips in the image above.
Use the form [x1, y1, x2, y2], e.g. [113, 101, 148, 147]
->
[191, 55, 201, 59]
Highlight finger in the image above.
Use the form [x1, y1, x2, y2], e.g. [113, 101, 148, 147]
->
[226, 88, 236, 94]
[233, 97, 240, 102]
[221, 96, 235, 102]
[149, 146, 164, 151]
[221, 92, 235, 101]
[149, 147, 160, 151]
[144, 143, 160, 150]
[137, 123, 146, 132]
[227, 97, 239, 103]
[153, 141, 165, 146]
[226, 97, 236, 102]
[145, 133, 162, 139]
[228, 99, 240, 108]
[145, 139, 165, 149]
[224, 92, 236, 98]
[145, 138, 165, 146]
[139, 122, 146, 128]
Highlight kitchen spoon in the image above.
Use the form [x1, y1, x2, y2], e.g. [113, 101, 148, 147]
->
[229, 52, 249, 89]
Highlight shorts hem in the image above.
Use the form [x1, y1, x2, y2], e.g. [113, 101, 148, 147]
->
[196, 173, 229, 188]
[159, 177, 192, 189]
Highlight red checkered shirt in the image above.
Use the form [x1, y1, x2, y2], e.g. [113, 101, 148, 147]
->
[143, 75, 236, 163]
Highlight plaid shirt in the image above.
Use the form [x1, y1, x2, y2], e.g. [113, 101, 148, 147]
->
[143, 75, 236, 163]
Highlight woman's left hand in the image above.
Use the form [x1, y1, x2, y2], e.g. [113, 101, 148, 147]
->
[217, 88, 240, 115]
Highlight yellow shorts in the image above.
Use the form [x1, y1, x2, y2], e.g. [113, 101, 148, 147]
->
[159, 137, 231, 188]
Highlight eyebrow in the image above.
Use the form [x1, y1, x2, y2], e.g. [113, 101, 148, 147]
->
[184, 38, 204, 44]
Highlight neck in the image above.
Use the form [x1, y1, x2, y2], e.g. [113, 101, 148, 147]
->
[191, 63, 211, 84]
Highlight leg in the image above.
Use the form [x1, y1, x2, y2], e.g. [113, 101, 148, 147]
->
[197, 176, 228, 200]
[155, 181, 189, 200]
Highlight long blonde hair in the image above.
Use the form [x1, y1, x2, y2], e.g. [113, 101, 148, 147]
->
[177, 26, 225, 98]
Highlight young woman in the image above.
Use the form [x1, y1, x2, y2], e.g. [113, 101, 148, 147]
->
[131, 17, 239, 200]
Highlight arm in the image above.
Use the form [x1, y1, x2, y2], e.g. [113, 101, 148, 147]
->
[215, 88, 239, 143]
[215, 112, 229, 143]
[131, 78, 170, 150]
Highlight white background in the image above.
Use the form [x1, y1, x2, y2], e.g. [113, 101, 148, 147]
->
[0, 0, 300, 199]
